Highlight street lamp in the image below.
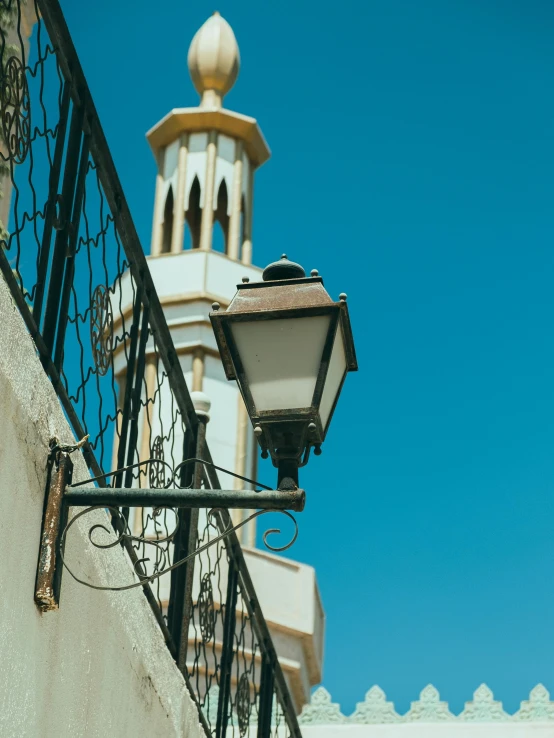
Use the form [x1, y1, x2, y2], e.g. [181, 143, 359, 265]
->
[210, 255, 358, 490]
[36, 255, 356, 607]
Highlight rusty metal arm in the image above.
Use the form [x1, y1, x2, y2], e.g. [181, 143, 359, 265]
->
[63, 486, 305, 511]
[35, 450, 303, 611]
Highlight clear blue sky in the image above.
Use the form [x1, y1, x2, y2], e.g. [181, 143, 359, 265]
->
[60, 0, 554, 716]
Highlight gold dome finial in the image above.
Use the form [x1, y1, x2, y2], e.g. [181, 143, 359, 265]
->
[187, 12, 240, 109]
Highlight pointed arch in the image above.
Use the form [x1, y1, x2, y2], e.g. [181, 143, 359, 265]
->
[161, 187, 174, 254]
[213, 179, 230, 254]
[185, 176, 201, 250]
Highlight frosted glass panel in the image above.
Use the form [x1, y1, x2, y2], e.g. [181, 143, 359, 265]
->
[319, 327, 347, 430]
[231, 316, 330, 411]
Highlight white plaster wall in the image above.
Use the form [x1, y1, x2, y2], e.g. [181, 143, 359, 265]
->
[241, 548, 324, 704]
[184, 133, 208, 209]
[213, 134, 235, 213]
[112, 252, 263, 332]
[0, 276, 205, 738]
[203, 353, 241, 489]
[241, 151, 250, 198]
[162, 139, 180, 200]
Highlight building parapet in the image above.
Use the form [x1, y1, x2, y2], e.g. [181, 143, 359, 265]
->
[299, 684, 554, 725]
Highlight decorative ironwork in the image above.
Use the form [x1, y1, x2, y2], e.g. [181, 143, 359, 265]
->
[149, 436, 166, 488]
[236, 673, 251, 736]
[59, 502, 297, 592]
[0, 55, 30, 164]
[198, 574, 215, 643]
[89, 284, 113, 376]
[0, 0, 303, 735]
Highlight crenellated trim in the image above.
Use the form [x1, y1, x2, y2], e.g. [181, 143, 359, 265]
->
[460, 683, 509, 722]
[298, 687, 348, 725]
[299, 684, 554, 725]
[515, 684, 554, 722]
[350, 686, 401, 724]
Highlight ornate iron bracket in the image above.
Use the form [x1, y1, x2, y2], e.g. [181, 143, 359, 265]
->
[35, 445, 304, 612]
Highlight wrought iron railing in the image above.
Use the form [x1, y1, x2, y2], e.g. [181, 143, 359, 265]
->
[0, 1, 300, 735]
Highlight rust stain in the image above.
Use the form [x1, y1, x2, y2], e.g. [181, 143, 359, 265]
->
[35, 453, 72, 612]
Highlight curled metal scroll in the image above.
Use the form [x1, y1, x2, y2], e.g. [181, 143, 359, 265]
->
[0, 56, 30, 164]
[149, 436, 166, 489]
[59, 506, 298, 592]
[198, 574, 215, 643]
[90, 284, 113, 376]
[236, 673, 251, 737]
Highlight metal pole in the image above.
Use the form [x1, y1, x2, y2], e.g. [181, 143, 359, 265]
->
[41, 102, 84, 359]
[277, 457, 299, 490]
[167, 429, 195, 653]
[33, 82, 71, 327]
[216, 560, 239, 738]
[35, 452, 73, 611]
[176, 412, 207, 672]
[63, 486, 305, 511]
[257, 656, 276, 738]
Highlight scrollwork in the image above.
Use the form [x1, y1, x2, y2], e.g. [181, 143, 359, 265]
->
[0, 55, 30, 164]
[235, 673, 251, 737]
[198, 574, 215, 643]
[149, 436, 165, 488]
[90, 284, 113, 376]
[59, 504, 297, 592]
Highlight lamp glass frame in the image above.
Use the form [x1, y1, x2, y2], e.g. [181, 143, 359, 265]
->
[211, 297, 356, 448]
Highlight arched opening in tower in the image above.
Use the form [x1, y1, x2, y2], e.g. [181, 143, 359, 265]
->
[213, 179, 230, 254]
[161, 187, 174, 254]
[184, 176, 201, 250]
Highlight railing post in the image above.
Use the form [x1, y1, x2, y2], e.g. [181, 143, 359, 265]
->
[33, 82, 71, 327]
[121, 302, 150, 521]
[257, 657, 276, 738]
[41, 100, 84, 360]
[113, 289, 143, 486]
[168, 409, 207, 670]
[216, 560, 239, 738]
[52, 131, 90, 372]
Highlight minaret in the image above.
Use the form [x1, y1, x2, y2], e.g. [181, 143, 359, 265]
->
[148, 11, 269, 264]
[144, 12, 270, 544]
[113, 14, 324, 710]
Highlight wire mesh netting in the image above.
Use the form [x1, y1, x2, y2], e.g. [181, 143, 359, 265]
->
[0, 0, 301, 734]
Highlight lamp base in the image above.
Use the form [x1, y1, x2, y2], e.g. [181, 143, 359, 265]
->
[277, 458, 299, 491]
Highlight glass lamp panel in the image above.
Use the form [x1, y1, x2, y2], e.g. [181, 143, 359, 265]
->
[231, 315, 331, 411]
[319, 326, 347, 430]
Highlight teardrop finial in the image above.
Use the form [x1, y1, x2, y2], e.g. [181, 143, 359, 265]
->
[187, 12, 240, 109]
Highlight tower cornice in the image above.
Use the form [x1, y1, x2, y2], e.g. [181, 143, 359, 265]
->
[146, 107, 270, 169]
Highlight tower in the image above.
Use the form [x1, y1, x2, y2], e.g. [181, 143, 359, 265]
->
[145, 12, 270, 545]
[114, 13, 324, 710]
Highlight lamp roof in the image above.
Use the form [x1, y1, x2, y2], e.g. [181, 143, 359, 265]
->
[262, 254, 306, 281]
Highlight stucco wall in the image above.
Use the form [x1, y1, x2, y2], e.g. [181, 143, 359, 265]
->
[0, 275, 205, 738]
